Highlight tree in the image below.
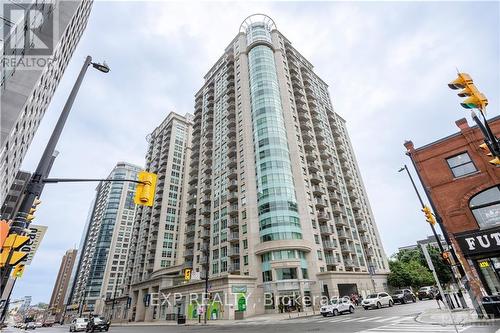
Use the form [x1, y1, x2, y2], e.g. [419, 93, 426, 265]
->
[388, 246, 451, 289]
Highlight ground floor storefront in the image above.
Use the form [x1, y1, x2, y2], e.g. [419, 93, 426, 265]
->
[455, 226, 500, 297]
[119, 271, 388, 322]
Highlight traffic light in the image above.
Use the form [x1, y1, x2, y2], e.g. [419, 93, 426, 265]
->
[0, 234, 30, 267]
[421, 206, 436, 225]
[448, 73, 488, 111]
[479, 143, 500, 166]
[134, 171, 157, 206]
[26, 198, 42, 222]
[184, 268, 192, 281]
[441, 251, 452, 265]
[12, 264, 25, 278]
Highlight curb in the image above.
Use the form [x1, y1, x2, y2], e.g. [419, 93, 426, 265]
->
[415, 310, 500, 326]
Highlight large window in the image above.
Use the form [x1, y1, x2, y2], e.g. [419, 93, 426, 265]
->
[446, 152, 477, 178]
[470, 186, 500, 229]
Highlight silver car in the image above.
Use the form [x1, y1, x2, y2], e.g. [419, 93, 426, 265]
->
[69, 318, 88, 332]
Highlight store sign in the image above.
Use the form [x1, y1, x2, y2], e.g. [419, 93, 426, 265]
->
[455, 226, 500, 256]
[479, 261, 490, 268]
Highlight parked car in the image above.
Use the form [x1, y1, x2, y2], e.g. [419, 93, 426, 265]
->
[35, 322, 43, 328]
[362, 292, 393, 309]
[93, 317, 110, 332]
[320, 296, 355, 317]
[69, 318, 88, 332]
[392, 289, 416, 304]
[418, 286, 436, 300]
[26, 322, 37, 330]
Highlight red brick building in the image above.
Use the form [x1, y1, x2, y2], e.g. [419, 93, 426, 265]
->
[404, 115, 500, 300]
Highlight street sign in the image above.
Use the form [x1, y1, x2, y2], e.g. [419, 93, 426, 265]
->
[20, 224, 47, 265]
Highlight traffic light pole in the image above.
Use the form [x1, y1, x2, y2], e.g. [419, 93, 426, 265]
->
[0, 55, 109, 308]
[405, 153, 483, 317]
[399, 165, 445, 253]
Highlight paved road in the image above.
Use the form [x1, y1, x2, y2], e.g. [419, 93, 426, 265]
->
[3, 301, 499, 333]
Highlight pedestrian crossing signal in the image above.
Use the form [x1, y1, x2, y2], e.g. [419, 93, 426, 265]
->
[12, 264, 25, 278]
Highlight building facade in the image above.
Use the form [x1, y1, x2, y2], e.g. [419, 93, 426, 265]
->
[398, 235, 447, 252]
[0, 170, 30, 219]
[127, 15, 388, 322]
[0, 0, 93, 206]
[68, 162, 141, 316]
[404, 116, 500, 301]
[49, 249, 77, 322]
[125, 112, 192, 322]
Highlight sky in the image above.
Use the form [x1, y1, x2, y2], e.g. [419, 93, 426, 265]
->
[12, 0, 500, 304]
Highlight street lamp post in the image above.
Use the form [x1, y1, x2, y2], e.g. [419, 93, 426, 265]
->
[0, 56, 109, 292]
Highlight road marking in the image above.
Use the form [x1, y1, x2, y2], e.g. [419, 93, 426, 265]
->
[357, 316, 382, 322]
[375, 316, 401, 322]
[357, 322, 467, 333]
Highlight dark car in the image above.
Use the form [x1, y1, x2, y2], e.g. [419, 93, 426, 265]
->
[391, 289, 416, 304]
[418, 286, 436, 300]
[93, 317, 110, 332]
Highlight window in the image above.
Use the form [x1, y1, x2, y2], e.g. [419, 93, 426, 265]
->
[469, 186, 500, 229]
[446, 152, 477, 178]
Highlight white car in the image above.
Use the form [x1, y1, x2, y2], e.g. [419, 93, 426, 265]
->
[362, 292, 393, 309]
[69, 318, 88, 332]
[320, 296, 355, 316]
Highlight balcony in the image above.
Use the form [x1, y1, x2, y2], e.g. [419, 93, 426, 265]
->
[184, 249, 194, 258]
[315, 198, 328, 208]
[335, 218, 348, 227]
[325, 256, 338, 265]
[227, 148, 237, 158]
[228, 232, 239, 243]
[228, 180, 238, 191]
[337, 230, 350, 240]
[320, 225, 333, 235]
[201, 229, 210, 239]
[357, 223, 368, 233]
[341, 244, 354, 254]
[229, 247, 240, 258]
[228, 218, 239, 229]
[228, 204, 239, 216]
[200, 217, 210, 228]
[317, 211, 330, 222]
[185, 237, 194, 247]
[308, 161, 321, 173]
[329, 192, 340, 202]
[361, 236, 370, 244]
[228, 192, 238, 203]
[312, 185, 324, 195]
[187, 203, 196, 214]
[228, 263, 240, 273]
[310, 173, 321, 184]
[324, 170, 334, 179]
[185, 225, 196, 236]
[354, 213, 364, 222]
[344, 259, 355, 268]
[323, 241, 336, 251]
[332, 205, 342, 216]
[187, 194, 197, 204]
[228, 157, 237, 167]
[228, 168, 237, 179]
[201, 195, 211, 204]
[186, 213, 196, 225]
[201, 204, 211, 216]
[351, 201, 361, 211]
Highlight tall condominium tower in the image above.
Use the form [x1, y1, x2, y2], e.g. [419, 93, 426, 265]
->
[125, 15, 388, 322]
[68, 162, 140, 316]
[124, 112, 192, 320]
[49, 249, 77, 322]
[0, 0, 93, 206]
[187, 14, 388, 316]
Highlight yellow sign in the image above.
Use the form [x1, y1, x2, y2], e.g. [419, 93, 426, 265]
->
[184, 268, 192, 281]
[479, 261, 490, 268]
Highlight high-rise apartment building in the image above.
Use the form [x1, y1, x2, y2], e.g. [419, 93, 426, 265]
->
[68, 162, 140, 316]
[125, 15, 389, 322]
[124, 112, 192, 321]
[0, 0, 93, 206]
[49, 249, 77, 322]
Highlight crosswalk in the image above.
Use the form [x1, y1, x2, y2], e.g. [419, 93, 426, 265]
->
[356, 322, 467, 333]
[233, 314, 416, 325]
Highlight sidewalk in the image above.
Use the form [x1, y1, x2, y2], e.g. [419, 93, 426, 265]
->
[416, 307, 500, 326]
[111, 310, 320, 327]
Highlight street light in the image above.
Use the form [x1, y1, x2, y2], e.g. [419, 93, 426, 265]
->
[0, 55, 109, 311]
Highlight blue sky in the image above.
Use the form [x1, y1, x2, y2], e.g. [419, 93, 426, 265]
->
[13, 1, 499, 303]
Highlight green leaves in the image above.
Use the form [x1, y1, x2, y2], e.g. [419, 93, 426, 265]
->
[388, 246, 451, 289]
